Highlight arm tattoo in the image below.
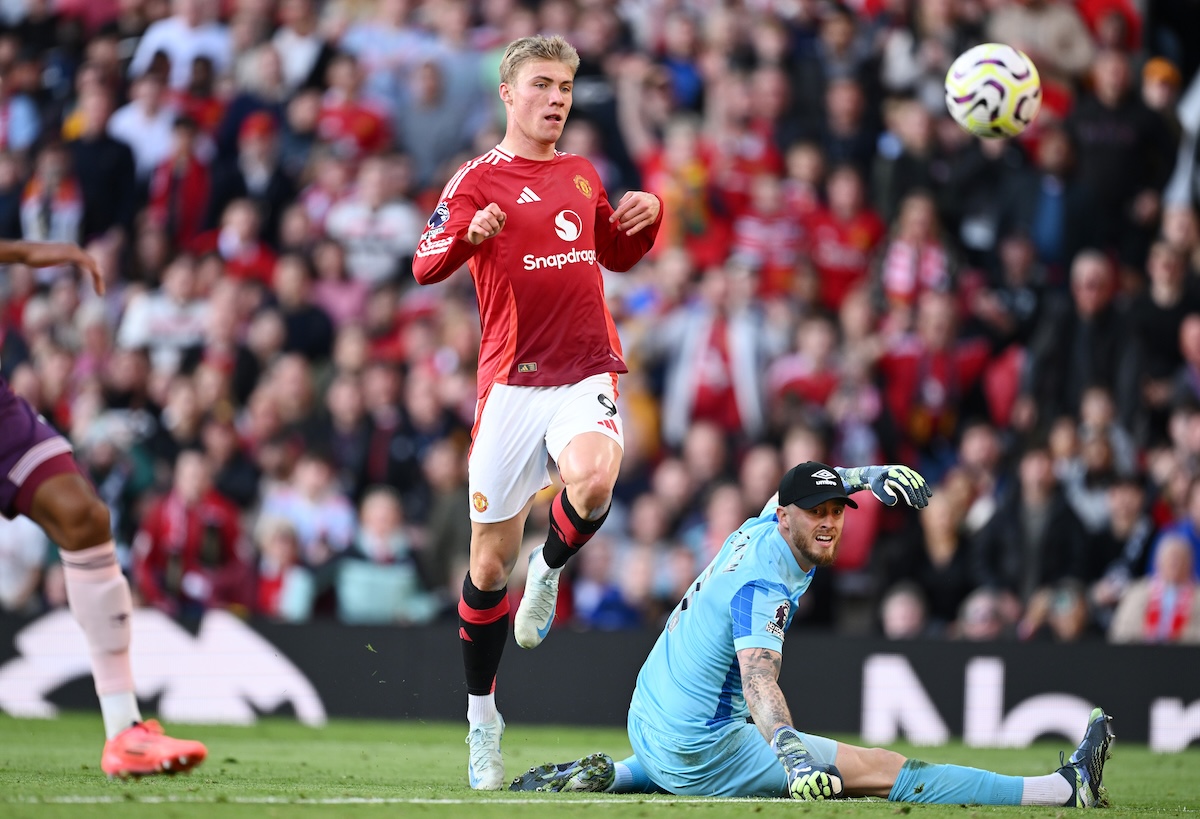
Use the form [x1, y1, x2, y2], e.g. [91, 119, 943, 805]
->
[738, 647, 794, 742]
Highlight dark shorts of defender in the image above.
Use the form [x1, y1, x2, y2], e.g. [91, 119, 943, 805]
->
[0, 381, 80, 519]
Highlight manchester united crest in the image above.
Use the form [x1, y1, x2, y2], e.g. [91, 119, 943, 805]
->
[573, 174, 593, 199]
[472, 492, 489, 513]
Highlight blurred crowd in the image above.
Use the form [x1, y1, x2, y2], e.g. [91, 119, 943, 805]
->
[1, 0, 1200, 645]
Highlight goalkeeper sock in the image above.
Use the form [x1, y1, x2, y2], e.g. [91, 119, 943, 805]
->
[612, 756, 666, 794]
[1020, 772, 1074, 805]
[888, 760, 1022, 805]
[541, 489, 608, 569]
[458, 573, 508, 696]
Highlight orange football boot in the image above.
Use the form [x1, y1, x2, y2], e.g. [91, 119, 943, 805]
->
[101, 720, 208, 778]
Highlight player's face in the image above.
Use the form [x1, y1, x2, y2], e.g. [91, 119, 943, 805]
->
[501, 59, 574, 148]
[778, 500, 846, 570]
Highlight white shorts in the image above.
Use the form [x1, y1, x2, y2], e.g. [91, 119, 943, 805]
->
[468, 373, 624, 523]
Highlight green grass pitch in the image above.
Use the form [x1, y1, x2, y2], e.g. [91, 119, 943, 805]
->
[2, 712, 1197, 818]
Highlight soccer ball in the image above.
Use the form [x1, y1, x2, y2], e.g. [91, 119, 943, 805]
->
[944, 43, 1042, 138]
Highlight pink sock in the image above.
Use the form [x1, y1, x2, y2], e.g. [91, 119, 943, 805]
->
[60, 542, 136, 696]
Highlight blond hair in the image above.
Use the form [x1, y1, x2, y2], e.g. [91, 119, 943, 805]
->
[498, 35, 580, 86]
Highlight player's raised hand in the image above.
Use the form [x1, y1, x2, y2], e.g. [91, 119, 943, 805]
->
[836, 465, 933, 509]
[467, 203, 507, 245]
[610, 191, 660, 236]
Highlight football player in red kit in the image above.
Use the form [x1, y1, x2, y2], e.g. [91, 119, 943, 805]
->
[412, 35, 662, 790]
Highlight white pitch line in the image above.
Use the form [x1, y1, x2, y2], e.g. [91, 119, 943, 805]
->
[10, 795, 785, 806]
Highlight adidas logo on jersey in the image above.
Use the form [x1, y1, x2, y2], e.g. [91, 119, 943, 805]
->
[517, 186, 541, 204]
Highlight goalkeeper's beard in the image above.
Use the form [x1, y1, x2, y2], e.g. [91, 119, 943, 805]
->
[791, 528, 839, 569]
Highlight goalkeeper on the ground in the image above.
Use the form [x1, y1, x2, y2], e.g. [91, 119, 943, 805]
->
[510, 461, 1113, 807]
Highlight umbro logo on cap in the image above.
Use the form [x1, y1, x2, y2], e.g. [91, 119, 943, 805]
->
[777, 461, 857, 510]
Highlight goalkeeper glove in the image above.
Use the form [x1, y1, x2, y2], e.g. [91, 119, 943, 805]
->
[836, 465, 933, 509]
[770, 726, 844, 801]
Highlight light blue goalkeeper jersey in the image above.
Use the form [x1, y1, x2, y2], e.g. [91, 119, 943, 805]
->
[628, 501, 813, 739]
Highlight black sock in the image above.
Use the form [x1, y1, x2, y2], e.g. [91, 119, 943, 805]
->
[542, 489, 610, 569]
[458, 573, 509, 696]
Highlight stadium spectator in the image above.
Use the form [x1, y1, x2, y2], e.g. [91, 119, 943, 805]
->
[21, 144, 84, 251]
[1109, 532, 1200, 642]
[171, 55, 225, 138]
[1089, 473, 1157, 628]
[200, 412, 260, 510]
[879, 580, 932, 639]
[206, 110, 296, 249]
[316, 52, 391, 164]
[1067, 49, 1174, 263]
[876, 290, 989, 476]
[147, 115, 211, 250]
[873, 100, 939, 226]
[985, 0, 1096, 82]
[420, 436, 471, 595]
[129, 0, 232, 91]
[219, 45, 287, 161]
[339, 0, 430, 117]
[875, 481, 977, 632]
[1171, 314, 1200, 408]
[273, 0, 336, 95]
[67, 87, 136, 244]
[639, 261, 785, 448]
[729, 171, 805, 300]
[270, 253, 334, 363]
[310, 238, 368, 328]
[259, 450, 356, 579]
[1017, 250, 1138, 433]
[805, 164, 886, 313]
[306, 370, 370, 500]
[252, 516, 313, 622]
[190, 198, 277, 286]
[0, 65, 41, 156]
[880, 0, 971, 114]
[116, 253, 209, 376]
[148, 375, 206, 471]
[324, 154, 423, 286]
[995, 128, 1092, 276]
[970, 445, 1089, 611]
[132, 448, 248, 619]
[108, 72, 179, 184]
[337, 486, 438, 625]
[1018, 578, 1097, 641]
[176, 276, 259, 407]
[572, 534, 644, 630]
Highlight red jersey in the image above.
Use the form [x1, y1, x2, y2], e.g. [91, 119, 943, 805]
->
[805, 206, 886, 312]
[413, 146, 662, 397]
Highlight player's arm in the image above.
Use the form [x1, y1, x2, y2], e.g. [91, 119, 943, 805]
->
[738, 646, 793, 740]
[594, 189, 662, 272]
[834, 465, 932, 509]
[411, 171, 498, 285]
[0, 240, 104, 295]
[738, 646, 844, 800]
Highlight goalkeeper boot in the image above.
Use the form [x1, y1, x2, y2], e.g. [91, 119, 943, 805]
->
[509, 753, 615, 792]
[1057, 707, 1115, 807]
[514, 546, 560, 649]
[466, 713, 505, 790]
[101, 720, 207, 779]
